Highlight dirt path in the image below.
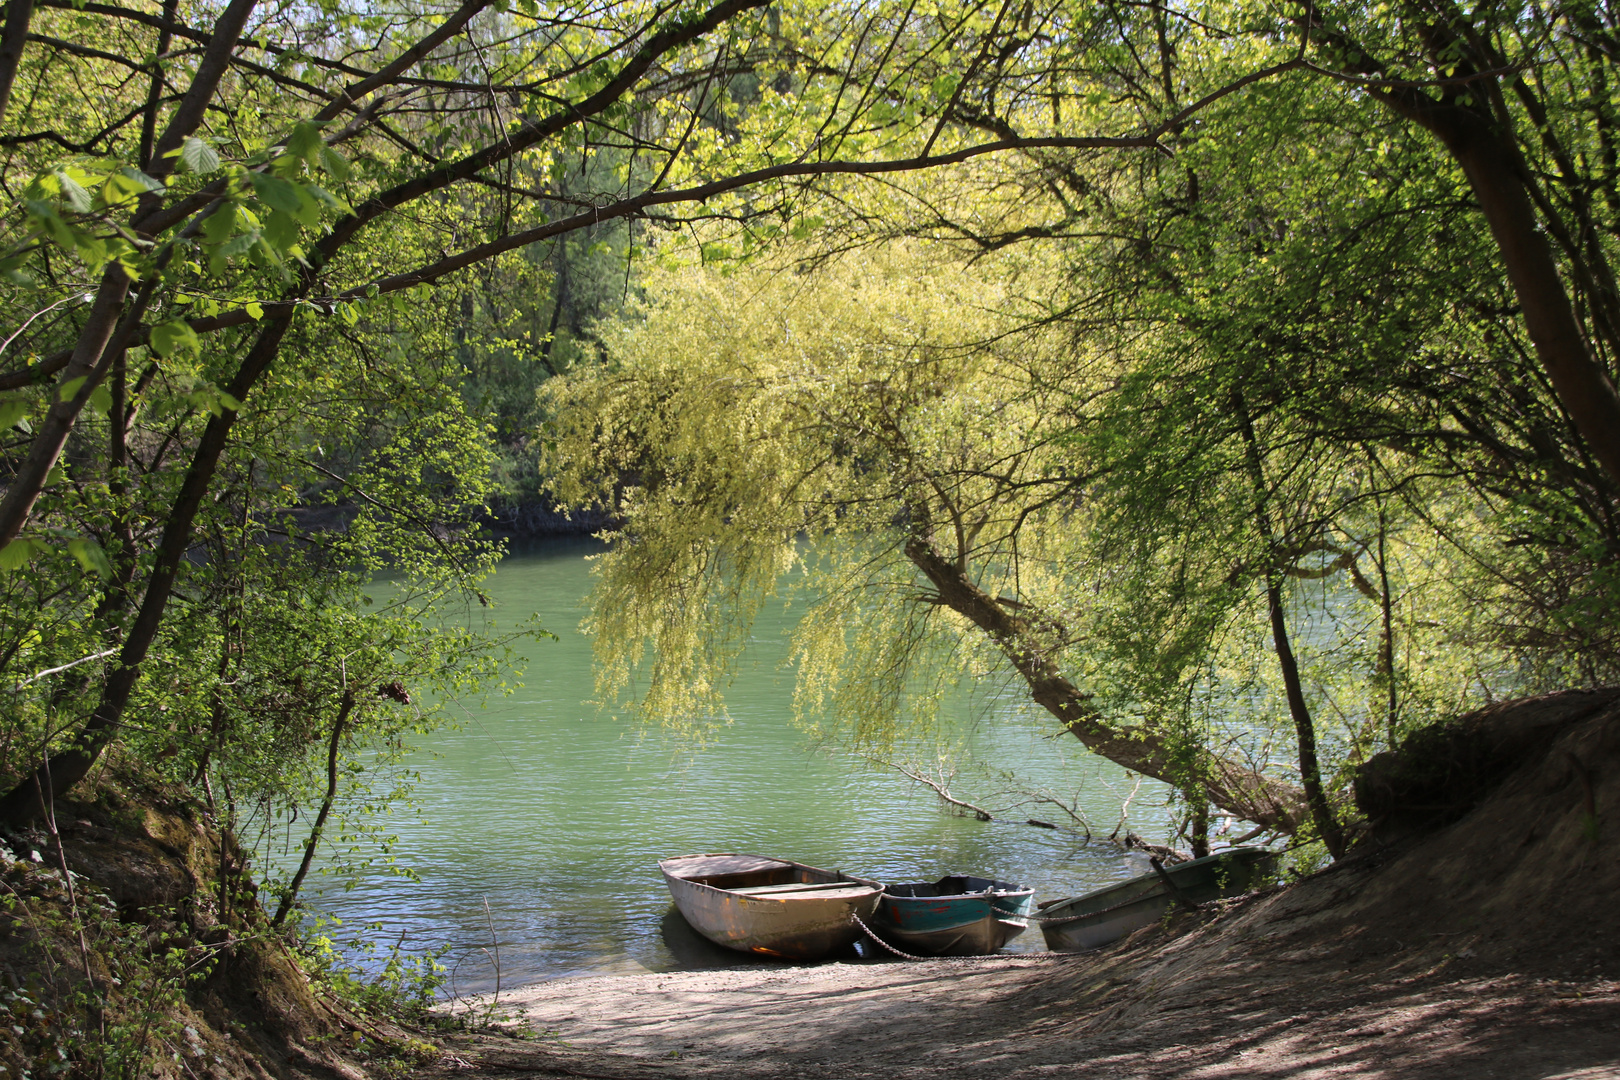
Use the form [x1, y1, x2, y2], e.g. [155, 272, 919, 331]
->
[420, 915, 1620, 1080]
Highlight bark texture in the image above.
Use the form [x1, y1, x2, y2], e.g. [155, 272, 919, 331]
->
[903, 535, 1309, 834]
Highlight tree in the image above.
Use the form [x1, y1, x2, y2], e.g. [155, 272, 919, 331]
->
[541, 244, 1323, 833]
[1302, 0, 1620, 491]
[540, 27, 1618, 844]
[6, 0, 1617, 853]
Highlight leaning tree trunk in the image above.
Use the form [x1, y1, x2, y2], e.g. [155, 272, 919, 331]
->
[903, 536, 1310, 835]
[0, 315, 294, 824]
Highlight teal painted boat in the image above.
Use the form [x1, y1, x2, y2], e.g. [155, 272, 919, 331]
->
[870, 874, 1035, 956]
[1037, 846, 1275, 952]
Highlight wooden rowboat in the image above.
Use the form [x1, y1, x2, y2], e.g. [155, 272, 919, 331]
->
[870, 874, 1035, 956]
[1038, 846, 1275, 952]
[659, 853, 884, 960]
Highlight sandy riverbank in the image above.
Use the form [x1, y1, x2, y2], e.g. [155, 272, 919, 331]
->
[422, 914, 1619, 1079]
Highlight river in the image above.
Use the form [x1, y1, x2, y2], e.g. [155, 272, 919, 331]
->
[294, 538, 1177, 992]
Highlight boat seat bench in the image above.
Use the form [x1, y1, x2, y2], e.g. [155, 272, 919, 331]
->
[729, 880, 862, 895]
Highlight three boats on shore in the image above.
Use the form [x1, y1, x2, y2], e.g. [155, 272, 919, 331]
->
[659, 846, 1274, 961]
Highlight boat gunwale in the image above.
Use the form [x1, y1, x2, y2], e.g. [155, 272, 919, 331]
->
[659, 852, 883, 901]
[883, 885, 1035, 902]
[1037, 846, 1275, 919]
[879, 886, 1035, 929]
[660, 852, 886, 960]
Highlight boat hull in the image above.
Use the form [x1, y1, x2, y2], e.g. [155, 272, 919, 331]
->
[872, 874, 1035, 957]
[1039, 847, 1275, 953]
[660, 853, 883, 961]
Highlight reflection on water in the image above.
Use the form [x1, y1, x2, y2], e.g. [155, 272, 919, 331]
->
[295, 538, 1172, 990]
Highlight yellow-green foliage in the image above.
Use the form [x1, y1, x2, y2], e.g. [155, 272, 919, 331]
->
[543, 242, 1093, 743]
[543, 231, 1550, 796]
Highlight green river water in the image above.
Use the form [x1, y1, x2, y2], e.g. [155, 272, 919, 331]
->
[299, 538, 1179, 991]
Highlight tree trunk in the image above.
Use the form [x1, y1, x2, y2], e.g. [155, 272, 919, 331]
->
[1189, 797, 1209, 859]
[0, 317, 292, 824]
[137, 0, 178, 169]
[0, 269, 133, 550]
[1379, 95, 1620, 492]
[0, 0, 35, 128]
[902, 536, 1309, 834]
[1263, 572, 1346, 857]
[1374, 501, 1397, 745]
[1233, 393, 1347, 858]
[0, 0, 261, 551]
[272, 691, 354, 928]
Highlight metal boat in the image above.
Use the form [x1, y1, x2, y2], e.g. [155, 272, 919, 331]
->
[870, 874, 1035, 956]
[1038, 846, 1276, 952]
[659, 852, 884, 960]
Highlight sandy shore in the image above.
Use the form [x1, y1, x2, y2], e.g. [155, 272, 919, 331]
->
[424, 935, 1620, 1079]
[488, 955, 1075, 1070]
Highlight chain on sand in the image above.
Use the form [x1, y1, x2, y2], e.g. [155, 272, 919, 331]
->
[849, 912, 1080, 964]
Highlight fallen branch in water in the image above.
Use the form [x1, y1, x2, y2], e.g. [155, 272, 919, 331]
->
[866, 757, 994, 821]
[1124, 830, 1192, 865]
[1018, 789, 1093, 839]
[1109, 772, 1145, 841]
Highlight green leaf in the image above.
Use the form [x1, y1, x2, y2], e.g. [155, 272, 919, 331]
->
[86, 383, 113, 417]
[186, 389, 221, 417]
[263, 208, 300, 249]
[201, 201, 238, 243]
[318, 146, 351, 181]
[66, 537, 113, 579]
[119, 166, 166, 193]
[150, 320, 200, 357]
[250, 235, 286, 270]
[0, 254, 33, 286]
[54, 170, 92, 213]
[181, 137, 222, 174]
[185, 385, 240, 417]
[27, 199, 79, 252]
[58, 375, 87, 402]
[0, 539, 37, 572]
[216, 231, 259, 260]
[243, 300, 264, 320]
[304, 184, 353, 215]
[286, 121, 325, 164]
[249, 172, 306, 215]
[0, 398, 28, 430]
[102, 172, 145, 205]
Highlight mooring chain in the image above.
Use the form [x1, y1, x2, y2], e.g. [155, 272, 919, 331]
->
[851, 912, 932, 960]
[849, 912, 1080, 964]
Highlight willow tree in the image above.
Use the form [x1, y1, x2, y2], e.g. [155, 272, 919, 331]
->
[541, 244, 1318, 834]
[6, 0, 1616, 852]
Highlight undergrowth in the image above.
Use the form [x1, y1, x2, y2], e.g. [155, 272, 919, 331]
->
[0, 834, 453, 1079]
